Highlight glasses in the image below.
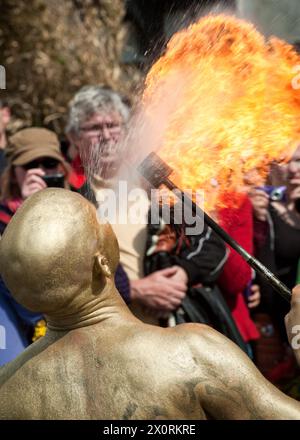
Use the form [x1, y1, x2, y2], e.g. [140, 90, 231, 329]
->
[22, 158, 60, 170]
[79, 123, 123, 134]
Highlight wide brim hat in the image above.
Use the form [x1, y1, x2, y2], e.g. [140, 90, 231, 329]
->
[7, 127, 67, 167]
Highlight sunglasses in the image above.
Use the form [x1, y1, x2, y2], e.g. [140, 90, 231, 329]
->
[22, 158, 60, 170]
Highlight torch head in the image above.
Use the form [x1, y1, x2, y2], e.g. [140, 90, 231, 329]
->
[137, 152, 174, 188]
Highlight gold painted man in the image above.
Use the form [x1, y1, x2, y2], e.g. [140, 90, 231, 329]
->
[0, 188, 300, 419]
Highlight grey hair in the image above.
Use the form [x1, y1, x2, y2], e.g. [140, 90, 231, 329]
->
[65, 86, 130, 135]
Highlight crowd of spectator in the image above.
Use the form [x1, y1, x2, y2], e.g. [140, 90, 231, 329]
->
[0, 87, 299, 398]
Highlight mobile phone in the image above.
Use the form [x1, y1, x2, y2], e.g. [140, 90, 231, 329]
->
[42, 173, 65, 188]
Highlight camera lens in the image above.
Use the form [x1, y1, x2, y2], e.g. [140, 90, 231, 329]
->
[270, 187, 286, 202]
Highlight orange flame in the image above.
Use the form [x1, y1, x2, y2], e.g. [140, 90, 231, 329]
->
[143, 15, 300, 210]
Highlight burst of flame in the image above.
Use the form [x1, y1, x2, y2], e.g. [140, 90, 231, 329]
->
[142, 15, 300, 210]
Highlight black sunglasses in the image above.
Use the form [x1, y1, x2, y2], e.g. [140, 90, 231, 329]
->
[22, 158, 60, 170]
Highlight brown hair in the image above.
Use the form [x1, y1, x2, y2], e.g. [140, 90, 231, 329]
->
[0, 161, 72, 202]
[0, 164, 21, 201]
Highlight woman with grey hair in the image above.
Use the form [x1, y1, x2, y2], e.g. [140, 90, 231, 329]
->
[66, 85, 130, 136]
[66, 85, 130, 186]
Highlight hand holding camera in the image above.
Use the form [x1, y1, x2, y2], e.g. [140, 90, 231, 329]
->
[248, 188, 270, 221]
[21, 168, 65, 199]
[21, 168, 47, 199]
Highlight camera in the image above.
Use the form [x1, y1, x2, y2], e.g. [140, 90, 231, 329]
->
[42, 173, 65, 188]
[256, 185, 286, 202]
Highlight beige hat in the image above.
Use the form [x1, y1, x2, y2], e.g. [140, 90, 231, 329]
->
[7, 128, 66, 166]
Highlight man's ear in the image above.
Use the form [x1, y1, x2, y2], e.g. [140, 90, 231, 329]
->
[94, 254, 112, 278]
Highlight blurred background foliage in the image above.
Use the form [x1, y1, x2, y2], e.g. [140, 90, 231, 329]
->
[0, 0, 235, 134]
[0, 0, 236, 135]
[2, 0, 298, 136]
[0, 0, 143, 134]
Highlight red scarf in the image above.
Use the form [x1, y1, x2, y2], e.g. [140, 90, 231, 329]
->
[0, 198, 23, 226]
[68, 154, 86, 189]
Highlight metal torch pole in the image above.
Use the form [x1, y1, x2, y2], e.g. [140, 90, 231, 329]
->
[137, 152, 291, 302]
[163, 176, 291, 302]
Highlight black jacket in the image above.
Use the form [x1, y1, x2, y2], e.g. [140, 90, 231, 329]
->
[144, 205, 227, 286]
[144, 204, 248, 353]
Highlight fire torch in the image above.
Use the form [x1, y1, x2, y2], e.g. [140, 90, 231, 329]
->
[138, 152, 291, 302]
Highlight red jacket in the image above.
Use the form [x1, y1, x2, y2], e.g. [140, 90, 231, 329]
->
[218, 195, 260, 342]
[68, 154, 86, 190]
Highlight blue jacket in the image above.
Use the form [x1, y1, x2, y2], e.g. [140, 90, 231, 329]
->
[0, 277, 42, 366]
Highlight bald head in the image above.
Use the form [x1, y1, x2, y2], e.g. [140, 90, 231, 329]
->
[0, 189, 119, 314]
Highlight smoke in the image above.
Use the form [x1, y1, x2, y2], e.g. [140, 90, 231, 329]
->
[81, 74, 188, 193]
[124, 72, 187, 167]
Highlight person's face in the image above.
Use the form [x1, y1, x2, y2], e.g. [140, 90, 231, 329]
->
[0, 106, 11, 133]
[77, 112, 124, 145]
[71, 112, 125, 177]
[287, 145, 300, 186]
[14, 157, 65, 190]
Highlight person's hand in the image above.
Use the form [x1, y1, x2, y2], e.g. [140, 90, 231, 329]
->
[248, 284, 261, 309]
[288, 186, 300, 204]
[168, 265, 189, 285]
[285, 285, 300, 366]
[21, 168, 47, 199]
[130, 267, 187, 312]
[248, 188, 269, 221]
